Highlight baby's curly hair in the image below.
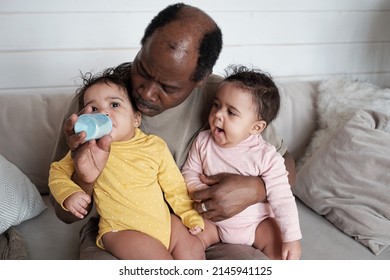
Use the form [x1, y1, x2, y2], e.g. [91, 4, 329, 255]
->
[76, 62, 137, 112]
[224, 65, 280, 125]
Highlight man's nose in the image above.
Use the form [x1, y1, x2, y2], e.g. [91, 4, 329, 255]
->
[138, 80, 160, 102]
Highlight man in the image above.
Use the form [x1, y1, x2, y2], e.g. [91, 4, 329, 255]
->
[51, 3, 296, 259]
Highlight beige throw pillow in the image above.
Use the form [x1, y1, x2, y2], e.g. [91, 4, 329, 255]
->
[294, 110, 390, 255]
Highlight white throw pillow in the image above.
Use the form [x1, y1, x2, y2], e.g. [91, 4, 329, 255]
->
[0, 154, 47, 234]
[297, 75, 390, 169]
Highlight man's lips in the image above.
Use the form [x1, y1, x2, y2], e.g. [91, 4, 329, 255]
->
[134, 96, 158, 112]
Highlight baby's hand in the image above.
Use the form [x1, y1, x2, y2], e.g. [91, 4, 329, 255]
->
[189, 226, 203, 235]
[63, 191, 91, 219]
[281, 240, 302, 260]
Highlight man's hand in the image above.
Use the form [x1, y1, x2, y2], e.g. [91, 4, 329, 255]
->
[190, 173, 267, 222]
[65, 109, 112, 187]
[71, 137, 112, 185]
[65, 113, 87, 152]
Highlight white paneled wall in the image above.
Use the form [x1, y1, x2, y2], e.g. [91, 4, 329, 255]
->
[1, 0, 389, 94]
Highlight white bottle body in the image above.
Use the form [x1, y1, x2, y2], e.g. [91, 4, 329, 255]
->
[74, 114, 112, 141]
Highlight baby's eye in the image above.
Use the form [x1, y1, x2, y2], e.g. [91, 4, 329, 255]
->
[213, 101, 220, 108]
[111, 102, 120, 108]
[228, 110, 236, 116]
[91, 107, 98, 112]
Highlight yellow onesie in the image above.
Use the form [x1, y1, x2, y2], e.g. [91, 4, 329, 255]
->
[49, 128, 204, 249]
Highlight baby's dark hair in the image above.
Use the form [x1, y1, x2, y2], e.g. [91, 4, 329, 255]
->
[224, 65, 280, 125]
[141, 3, 223, 83]
[76, 62, 137, 112]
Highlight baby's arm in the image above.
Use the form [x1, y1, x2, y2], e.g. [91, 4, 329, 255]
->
[181, 143, 207, 235]
[155, 143, 204, 235]
[63, 191, 92, 219]
[181, 137, 208, 195]
[49, 152, 92, 219]
[261, 147, 302, 248]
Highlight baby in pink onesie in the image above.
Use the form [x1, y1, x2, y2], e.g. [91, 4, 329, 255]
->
[182, 65, 302, 260]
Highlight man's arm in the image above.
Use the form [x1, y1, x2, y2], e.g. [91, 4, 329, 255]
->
[191, 150, 296, 222]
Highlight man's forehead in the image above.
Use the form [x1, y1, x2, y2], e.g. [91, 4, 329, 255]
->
[136, 50, 192, 88]
[141, 38, 196, 75]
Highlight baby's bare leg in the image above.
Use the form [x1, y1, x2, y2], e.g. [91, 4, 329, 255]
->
[169, 214, 206, 260]
[253, 217, 282, 260]
[102, 230, 173, 260]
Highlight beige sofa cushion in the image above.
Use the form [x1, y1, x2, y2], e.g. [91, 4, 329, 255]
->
[0, 92, 74, 194]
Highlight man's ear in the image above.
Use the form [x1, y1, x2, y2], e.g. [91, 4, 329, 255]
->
[250, 120, 267, 135]
[134, 111, 142, 128]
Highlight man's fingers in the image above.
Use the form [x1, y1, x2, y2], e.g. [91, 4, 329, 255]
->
[97, 134, 113, 152]
[79, 105, 93, 115]
[191, 187, 211, 202]
[199, 174, 217, 186]
[201, 210, 223, 222]
[194, 200, 209, 213]
[64, 113, 88, 152]
[193, 200, 223, 222]
[64, 114, 78, 136]
[68, 132, 87, 152]
[200, 173, 228, 186]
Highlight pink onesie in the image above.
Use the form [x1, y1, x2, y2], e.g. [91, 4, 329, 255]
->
[182, 130, 302, 245]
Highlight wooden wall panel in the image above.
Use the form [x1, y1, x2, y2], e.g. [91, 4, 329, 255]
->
[2, 11, 389, 50]
[1, 0, 389, 92]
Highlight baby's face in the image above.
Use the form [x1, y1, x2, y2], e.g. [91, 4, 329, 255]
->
[83, 82, 141, 142]
[209, 82, 264, 148]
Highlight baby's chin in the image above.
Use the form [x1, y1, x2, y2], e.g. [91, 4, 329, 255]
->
[211, 135, 229, 148]
[114, 131, 138, 142]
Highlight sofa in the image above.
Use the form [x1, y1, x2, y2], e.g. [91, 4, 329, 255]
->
[1, 76, 389, 260]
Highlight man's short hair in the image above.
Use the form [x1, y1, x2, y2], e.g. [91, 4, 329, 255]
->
[141, 3, 223, 82]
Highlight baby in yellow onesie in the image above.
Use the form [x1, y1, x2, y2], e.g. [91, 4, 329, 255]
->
[49, 64, 204, 260]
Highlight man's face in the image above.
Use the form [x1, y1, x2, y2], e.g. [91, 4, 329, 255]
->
[130, 26, 201, 117]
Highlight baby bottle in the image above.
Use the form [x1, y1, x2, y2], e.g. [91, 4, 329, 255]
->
[74, 113, 112, 141]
